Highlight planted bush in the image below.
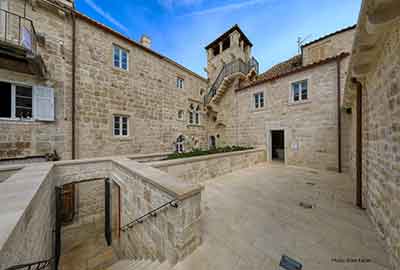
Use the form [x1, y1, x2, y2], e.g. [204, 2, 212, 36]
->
[167, 145, 254, 160]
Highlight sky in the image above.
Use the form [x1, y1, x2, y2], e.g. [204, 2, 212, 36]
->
[76, 0, 362, 77]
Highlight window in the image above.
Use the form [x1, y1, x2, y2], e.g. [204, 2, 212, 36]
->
[176, 135, 185, 153]
[113, 45, 128, 70]
[0, 83, 54, 121]
[178, 110, 184, 120]
[0, 82, 32, 120]
[113, 115, 129, 137]
[176, 77, 184, 89]
[188, 104, 200, 125]
[291, 80, 308, 102]
[254, 92, 264, 109]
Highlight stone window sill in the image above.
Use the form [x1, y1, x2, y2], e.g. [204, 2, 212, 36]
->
[288, 100, 311, 106]
[187, 124, 203, 128]
[111, 136, 131, 141]
[0, 118, 54, 124]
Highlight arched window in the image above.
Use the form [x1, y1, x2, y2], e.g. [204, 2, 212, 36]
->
[189, 104, 200, 125]
[176, 135, 185, 153]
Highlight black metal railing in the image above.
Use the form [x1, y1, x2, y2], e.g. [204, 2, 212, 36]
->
[4, 257, 55, 270]
[0, 8, 38, 54]
[204, 57, 259, 105]
[120, 199, 179, 232]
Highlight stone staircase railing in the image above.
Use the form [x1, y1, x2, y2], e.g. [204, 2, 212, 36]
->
[204, 57, 259, 105]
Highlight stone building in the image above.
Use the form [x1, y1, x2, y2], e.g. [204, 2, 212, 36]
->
[0, 0, 208, 162]
[204, 24, 355, 171]
[0, 0, 354, 170]
[344, 0, 400, 267]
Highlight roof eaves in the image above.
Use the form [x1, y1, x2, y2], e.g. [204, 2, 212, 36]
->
[74, 11, 207, 82]
[236, 52, 350, 92]
[302, 25, 357, 48]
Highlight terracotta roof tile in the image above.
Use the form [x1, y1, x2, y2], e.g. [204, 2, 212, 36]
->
[258, 55, 302, 81]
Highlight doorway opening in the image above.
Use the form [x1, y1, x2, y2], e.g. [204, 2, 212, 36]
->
[271, 130, 285, 162]
[209, 135, 216, 150]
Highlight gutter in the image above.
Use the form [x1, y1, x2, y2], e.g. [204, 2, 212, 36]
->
[337, 58, 342, 173]
[71, 7, 76, 159]
[352, 78, 363, 209]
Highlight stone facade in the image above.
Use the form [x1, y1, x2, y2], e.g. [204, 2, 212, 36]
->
[0, 0, 74, 160]
[302, 26, 356, 65]
[0, 0, 208, 161]
[208, 51, 353, 171]
[346, 13, 400, 268]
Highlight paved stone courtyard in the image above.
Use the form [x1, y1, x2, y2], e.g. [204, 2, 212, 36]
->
[174, 163, 391, 270]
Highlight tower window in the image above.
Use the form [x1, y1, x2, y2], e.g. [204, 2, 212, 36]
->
[222, 38, 230, 51]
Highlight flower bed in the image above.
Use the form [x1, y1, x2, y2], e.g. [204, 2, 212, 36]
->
[166, 145, 254, 160]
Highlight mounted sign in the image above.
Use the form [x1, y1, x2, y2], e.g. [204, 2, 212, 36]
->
[279, 255, 302, 270]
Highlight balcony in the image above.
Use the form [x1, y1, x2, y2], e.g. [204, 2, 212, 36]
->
[0, 9, 46, 77]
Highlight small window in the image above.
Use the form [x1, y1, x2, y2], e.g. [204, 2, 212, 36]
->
[291, 80, 308, 102]
[113, 45, 129, 70]
[176, 77, 184, 89]
[254, 92, 264, 109]
[113, 115, 129, 137]
[178, 110, 184, 120]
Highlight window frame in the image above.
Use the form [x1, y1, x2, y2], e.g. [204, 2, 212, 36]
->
[290, 79, 309, 104]
[177, 110, 184, 121]
[253, 91, 265, 110]
[0, 82, 34, 121]
[113, 115, 129, 137]
[113, 45, 129, 71]
[176, 77, 184, 89]
[188, 104, 201, 126]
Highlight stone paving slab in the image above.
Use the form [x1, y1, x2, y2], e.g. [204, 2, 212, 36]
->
[174, 163, 392, 270]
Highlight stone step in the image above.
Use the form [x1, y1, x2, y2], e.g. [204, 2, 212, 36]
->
[106, 260, 134, 270]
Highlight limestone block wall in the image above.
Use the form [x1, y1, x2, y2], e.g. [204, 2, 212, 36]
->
[149, 148, 266, 184]
[0, 0, 74, 160]
[74, 17, 208, 159]
[360, 23, 400, 268]
[0, 163, 55, 270]
[302, 28, 355, 65]
[111, 159, 202, 265]
[219, 59, 351, 171]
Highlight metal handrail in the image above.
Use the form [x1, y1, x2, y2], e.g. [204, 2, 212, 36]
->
[120, 199, 179, 232]
[4, 257, 55, 270]
[204, 57, 259, 105]
[0, 8, 38, 55]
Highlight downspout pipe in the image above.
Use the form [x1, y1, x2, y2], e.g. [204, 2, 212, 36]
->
[352, 78, 363, 209]
[336, 58, 342, 173]
[71, 7, 76, 159]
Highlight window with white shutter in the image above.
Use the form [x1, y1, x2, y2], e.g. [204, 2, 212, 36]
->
[34, 86, 55, 121]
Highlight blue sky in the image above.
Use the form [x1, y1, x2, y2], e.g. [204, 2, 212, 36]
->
[76, 0, 362, 77]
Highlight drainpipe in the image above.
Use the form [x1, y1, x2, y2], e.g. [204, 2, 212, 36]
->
[71, 8, 77, 159]
[336, 58, 342, 173]
[352, 78, 363, 209]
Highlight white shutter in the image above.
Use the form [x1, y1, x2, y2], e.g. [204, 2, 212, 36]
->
[34, 86, 55, 121]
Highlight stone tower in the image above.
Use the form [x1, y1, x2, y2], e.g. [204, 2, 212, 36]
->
[205, 25, 253, 83]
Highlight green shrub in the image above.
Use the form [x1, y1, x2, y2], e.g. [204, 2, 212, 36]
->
[166, 145, 254, 160]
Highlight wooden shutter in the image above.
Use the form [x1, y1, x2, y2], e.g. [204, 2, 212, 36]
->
[34, 86, 54, 121]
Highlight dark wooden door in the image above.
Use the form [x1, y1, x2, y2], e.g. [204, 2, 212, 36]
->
[61, 183, 75, 224]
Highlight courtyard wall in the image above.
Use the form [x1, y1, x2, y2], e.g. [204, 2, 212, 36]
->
[358, 21, 400, 268]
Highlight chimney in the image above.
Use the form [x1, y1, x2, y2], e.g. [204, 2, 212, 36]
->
[140, 35, 152, 48]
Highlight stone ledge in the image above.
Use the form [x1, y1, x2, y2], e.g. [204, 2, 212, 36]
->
[112, 159, 203, 201]
[148, 148, 265, 168]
